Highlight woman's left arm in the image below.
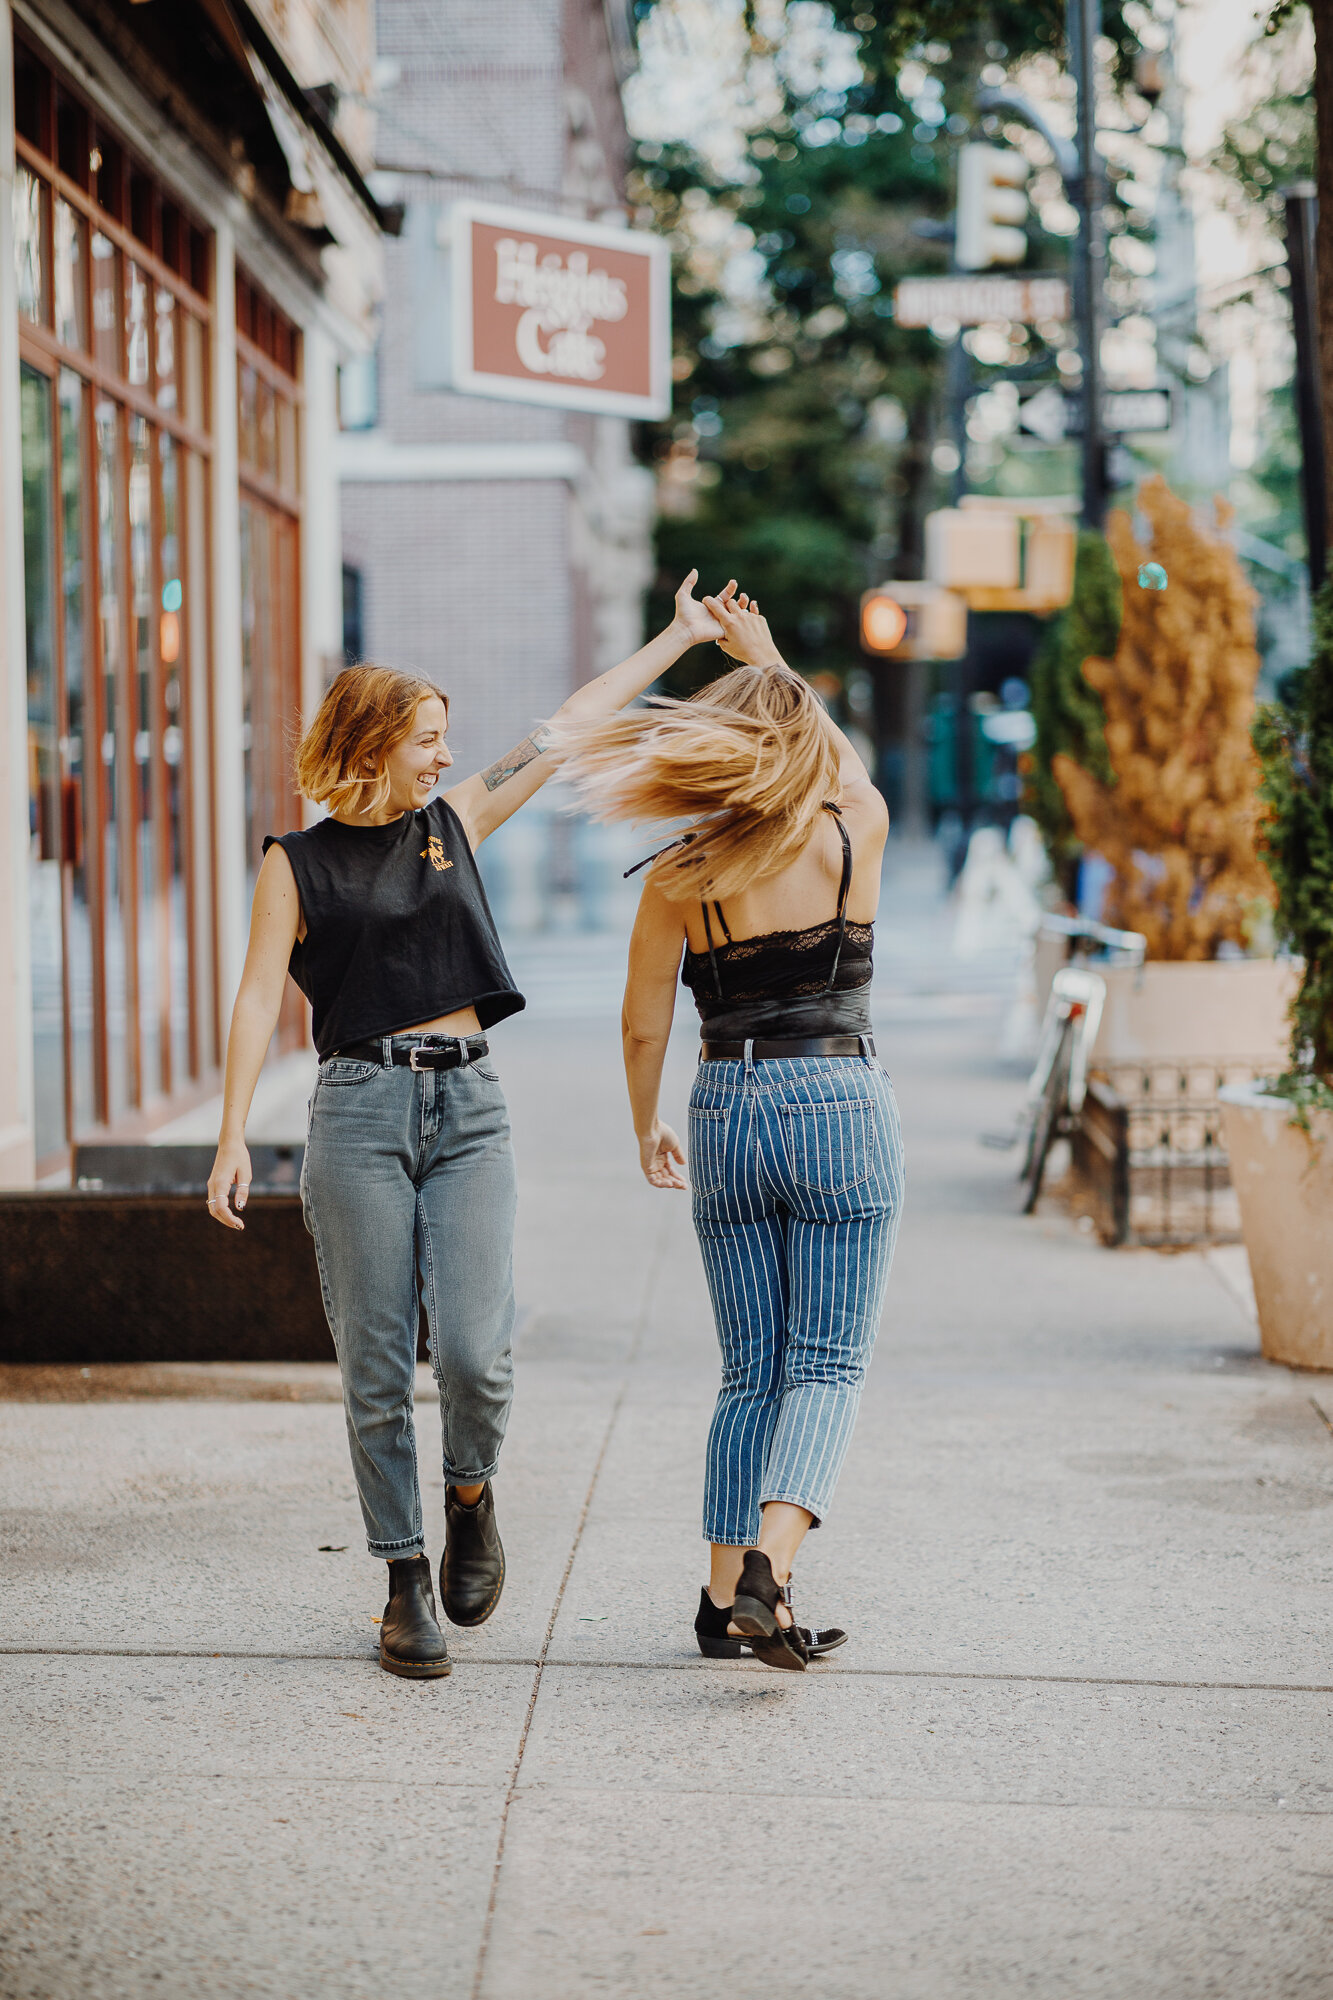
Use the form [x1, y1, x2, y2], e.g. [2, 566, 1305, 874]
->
[445, 570, 734, 848]
[623, 882, 689, 1190]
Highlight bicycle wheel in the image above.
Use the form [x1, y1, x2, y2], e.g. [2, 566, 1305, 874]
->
[1022, 1016, 1073, 1214]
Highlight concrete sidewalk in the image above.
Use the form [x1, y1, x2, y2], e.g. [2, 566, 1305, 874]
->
[3, 862, 1332, 1998]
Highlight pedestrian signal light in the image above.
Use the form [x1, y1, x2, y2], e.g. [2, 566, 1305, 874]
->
[955, 144, 1029, 271]
[861, 591, 909, 654]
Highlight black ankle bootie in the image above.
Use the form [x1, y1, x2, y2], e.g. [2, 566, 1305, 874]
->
[729, 1549, 809, 1672]
[441, 1482, 505, 1627]
[380, 1555, 452, 1679]
[693, 1586, 847, 1661]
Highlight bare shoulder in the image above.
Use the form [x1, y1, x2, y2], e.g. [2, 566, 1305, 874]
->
[631, 877, 688, 960]
[248, 838, 303, 952]
[839, 773, 890, 840]
[257, 837, 299, 895]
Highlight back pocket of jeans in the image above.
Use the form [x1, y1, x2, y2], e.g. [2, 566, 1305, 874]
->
[687, 1106, 729, 1197]
[781, 1099, 874, 1194]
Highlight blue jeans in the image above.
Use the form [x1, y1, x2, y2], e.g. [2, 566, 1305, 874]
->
[687, 1049, 905, 1546]
[301, 1043, 517, 1559]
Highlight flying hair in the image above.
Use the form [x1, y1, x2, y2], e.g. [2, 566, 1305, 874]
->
[559, 662, 841, 904]
[295, 664, 449, 818]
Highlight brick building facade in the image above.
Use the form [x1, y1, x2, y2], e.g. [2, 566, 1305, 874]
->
[338, 0, 654, 778]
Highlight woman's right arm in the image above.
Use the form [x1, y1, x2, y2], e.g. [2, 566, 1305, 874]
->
[206, 843, 302, 1232]
[623, 882, 689, 1190]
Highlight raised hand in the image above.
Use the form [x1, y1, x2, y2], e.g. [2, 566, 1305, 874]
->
[703, 590, 782, 668]
[672, 570, 737, 647]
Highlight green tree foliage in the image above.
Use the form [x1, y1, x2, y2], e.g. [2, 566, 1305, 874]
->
[637, 111, 951, 694]
[816, 0, 1135, 86]
[1254, 576, 1333, 1082]
[633, 3, 1145, 700]
[1025, 531, 1119, 892]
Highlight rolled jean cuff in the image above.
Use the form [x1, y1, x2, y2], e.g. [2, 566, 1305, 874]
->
[442, 1457, 501, 1487]
[758, 1488, 825, 1529]
[368, 1533, 427, 1559]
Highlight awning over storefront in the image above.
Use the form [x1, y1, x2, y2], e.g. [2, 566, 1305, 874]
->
[58, 0, 402, 244]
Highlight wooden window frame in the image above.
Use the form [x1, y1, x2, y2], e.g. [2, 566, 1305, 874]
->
[15, 31, 217, 1159]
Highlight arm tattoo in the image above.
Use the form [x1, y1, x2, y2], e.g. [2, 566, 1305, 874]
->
[479, 725, 555, 794]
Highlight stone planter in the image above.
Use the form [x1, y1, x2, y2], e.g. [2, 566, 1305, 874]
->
[1090, 958, 1300, 1066]
[1219, 1087, 1333, 1371]
[1059, 959, 1301, 1247]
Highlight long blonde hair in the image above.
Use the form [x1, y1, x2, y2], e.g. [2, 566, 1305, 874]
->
[560, 663, 840, 903]
[295, 664, 449, 818]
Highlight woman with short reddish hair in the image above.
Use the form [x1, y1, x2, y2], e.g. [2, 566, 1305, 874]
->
[207, 573, 732, 1679]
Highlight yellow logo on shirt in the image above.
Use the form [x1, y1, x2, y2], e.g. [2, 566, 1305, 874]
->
[421, 836, 452, 873]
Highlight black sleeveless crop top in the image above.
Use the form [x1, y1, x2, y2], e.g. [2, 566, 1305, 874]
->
[679, 804, 874, 1040]
[263, 799, 525, 1058]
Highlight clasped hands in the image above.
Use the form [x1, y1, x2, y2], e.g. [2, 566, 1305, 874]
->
[670, 571, 783, 670]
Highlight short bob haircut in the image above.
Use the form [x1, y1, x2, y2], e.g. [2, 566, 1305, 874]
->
[295, 664, 448, 818]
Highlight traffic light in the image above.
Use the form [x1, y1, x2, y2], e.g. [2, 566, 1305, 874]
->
[955, 143, 1028, 270]
[860, 583, 967, 661]
[860, 590, 908, 654]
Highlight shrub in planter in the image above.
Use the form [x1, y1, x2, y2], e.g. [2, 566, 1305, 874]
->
[1052, 475, 1275, 960]
[1025, 530, 1119, 902]
[1219, 578, 1333, 1369]
[1253, 577, 1333, 1092]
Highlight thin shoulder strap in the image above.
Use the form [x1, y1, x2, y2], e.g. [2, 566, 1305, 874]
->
[823, 801, 853, 993]
[700, 900, 724, 1000]
[623, 829, 698, 879]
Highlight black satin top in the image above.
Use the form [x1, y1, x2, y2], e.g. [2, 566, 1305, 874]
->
[680, 804, 874, 1041]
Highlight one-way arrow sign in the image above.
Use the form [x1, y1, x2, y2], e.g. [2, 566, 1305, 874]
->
[1018, 383, 1067, 441]
[1018, 384, 1174, 440]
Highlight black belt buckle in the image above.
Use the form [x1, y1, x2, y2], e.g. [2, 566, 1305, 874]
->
[405, 1034, 486, 1072]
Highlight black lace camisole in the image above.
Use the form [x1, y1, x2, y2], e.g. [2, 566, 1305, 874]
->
[679, 804, 874, 1041]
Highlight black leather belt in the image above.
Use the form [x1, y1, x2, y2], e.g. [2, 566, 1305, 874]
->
[334, 1034, 489, 1072]
[700, 1034, 875, 1062]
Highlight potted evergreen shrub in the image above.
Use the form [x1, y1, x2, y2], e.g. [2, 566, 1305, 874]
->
[1221, 580, 1333, 1369]
[1048, 476, 1298, 1066]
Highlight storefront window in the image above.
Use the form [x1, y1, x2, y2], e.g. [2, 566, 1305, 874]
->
[13, 164, 46, 323]
[237, 265, 303, 1048]
[15, 34, 215, 1163]
[21, 363, 64, 1163]
[59, 368, 96, 1138]
[53, 197, 84, 349]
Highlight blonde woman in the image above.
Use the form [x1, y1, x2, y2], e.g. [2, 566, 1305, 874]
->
[206, 573, 735, 1680]
[565, 596, 904, 1671]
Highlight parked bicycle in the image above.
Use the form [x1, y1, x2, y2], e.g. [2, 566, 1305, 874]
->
[1019, 914, 1147, 1214]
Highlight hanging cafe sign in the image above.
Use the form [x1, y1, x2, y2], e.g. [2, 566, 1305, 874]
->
[446, 199, 671, 418]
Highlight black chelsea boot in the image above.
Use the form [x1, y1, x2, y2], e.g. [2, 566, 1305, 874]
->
[379, 1555, 452, 1678]
[440, 1481, 506, 1626]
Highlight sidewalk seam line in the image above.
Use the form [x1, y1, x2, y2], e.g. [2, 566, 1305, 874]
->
[468, 1205, 672, 2000]
[3, 1649, 1331, 1697]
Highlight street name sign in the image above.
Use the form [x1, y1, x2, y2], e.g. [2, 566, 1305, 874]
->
[894, 274, 1070, 327]
[1098, 389, 1172, 434]
[1019, 384, 1173, 439]
[446, 199, 671, 418]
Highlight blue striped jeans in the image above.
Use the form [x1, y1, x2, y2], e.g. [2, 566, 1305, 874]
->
[687, 1048, 905, 1547]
